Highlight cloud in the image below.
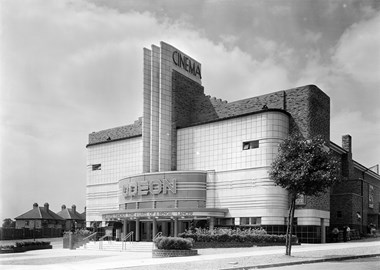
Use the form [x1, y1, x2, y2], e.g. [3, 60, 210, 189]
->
[332, 12, 380, 84]
[293, 11, 380, 166]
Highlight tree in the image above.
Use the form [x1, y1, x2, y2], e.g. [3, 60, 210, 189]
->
[2, 218, 15, 228]
[269, 134, 340, 256]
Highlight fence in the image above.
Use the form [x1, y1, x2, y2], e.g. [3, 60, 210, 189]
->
[0, 228, 62, 240]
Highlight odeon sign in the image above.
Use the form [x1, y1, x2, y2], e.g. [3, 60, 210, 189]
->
[123, 178, 176, 198]
[172, 51, 202, 79]
[119, 171, 207, 203]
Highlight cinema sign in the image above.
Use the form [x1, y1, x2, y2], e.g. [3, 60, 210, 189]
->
[172, 51, 202, 79]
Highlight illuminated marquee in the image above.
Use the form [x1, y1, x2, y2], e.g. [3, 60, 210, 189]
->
[172, 51, 202, 79]
[123, 178, 176, 198]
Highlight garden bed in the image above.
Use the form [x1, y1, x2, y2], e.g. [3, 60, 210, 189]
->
[179, 228, 299, 248]
[0, 241, 52, 254]
[152, 249, 198, 258]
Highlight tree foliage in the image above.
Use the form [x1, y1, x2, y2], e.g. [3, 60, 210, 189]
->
[270, 134, 340, 196]
[2, 218, 15, 228]
[269, 134, 340, 255]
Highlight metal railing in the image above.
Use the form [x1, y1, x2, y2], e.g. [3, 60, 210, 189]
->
[83, 232, 97, 241]
[99, 235, 112, 250]
[122, 231, 134, 250]
[152, 232, 162, 250]
[82, 232, 97, 249]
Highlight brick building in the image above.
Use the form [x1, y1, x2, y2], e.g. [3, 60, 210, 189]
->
[15, 203, 64, 230]
[86, 41, 379, 243]
[56, 204, 86, 231]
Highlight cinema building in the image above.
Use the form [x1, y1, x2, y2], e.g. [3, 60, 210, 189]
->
[86, 42, 379, 243]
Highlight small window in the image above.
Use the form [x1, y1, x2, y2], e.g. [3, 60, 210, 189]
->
[240, 217, 250, 225]
[243, 140, 259, 150]
[337, 211, 342, 218]
[92, 164, 101, 171]
[250, 217, 261, 225]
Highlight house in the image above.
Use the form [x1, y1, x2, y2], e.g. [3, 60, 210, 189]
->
[15, 203, 64, 229]
[56, 205, 85, 231]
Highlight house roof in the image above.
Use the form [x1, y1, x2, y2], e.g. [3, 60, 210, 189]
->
[56, 205, 85, 221]
[15, 203, 64, 221]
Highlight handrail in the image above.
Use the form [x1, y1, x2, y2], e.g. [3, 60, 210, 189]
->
[99, 235, 112, 250]
[83, 232, 97, 241]
[122, 231, 134, 250]
[99, 235, 112, 241]
[123, 231, 134, 243]
[153, 232, 162, 241]
[152, 232, 162, 250]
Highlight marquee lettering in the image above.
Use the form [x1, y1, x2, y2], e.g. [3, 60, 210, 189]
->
[172, 51, 202, 79]
[123, 178, 176, 198]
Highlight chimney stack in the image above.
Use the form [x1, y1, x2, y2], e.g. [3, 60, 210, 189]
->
[342, 135, 352, 153]
[61, 205, 66, 210]
[72, 205, 76, 212]
[33, 203, 38, 209]
[44, 203, 49, 212]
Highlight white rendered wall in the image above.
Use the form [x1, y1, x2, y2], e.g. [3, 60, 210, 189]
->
[177, 111, 289, 224]
[86, 137, 142, 224]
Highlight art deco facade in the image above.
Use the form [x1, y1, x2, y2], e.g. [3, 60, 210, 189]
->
[86, 42, 379, 243]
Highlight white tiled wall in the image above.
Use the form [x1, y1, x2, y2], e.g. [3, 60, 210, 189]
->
[178, 111, 290, 224]
[86, 138, 143, 223]
[177, 111, 289, 171]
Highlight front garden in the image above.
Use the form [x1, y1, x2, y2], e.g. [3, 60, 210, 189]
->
[0, 241, 52, 253]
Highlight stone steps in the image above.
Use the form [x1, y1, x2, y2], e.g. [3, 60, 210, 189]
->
[79, 241, 154, 252]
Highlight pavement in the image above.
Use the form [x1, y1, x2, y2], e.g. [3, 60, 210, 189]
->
[0, 238, 379, 270]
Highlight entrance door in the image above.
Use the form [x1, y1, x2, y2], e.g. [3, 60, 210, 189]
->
[157, 221, 173, 237]
[140, 221, 152, 241]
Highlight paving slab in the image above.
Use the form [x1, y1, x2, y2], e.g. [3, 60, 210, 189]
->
[0, 238, 379, 270]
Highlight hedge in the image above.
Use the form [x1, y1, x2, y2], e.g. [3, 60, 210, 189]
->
[178, 228, 298, 245]
[154, 237, 194, 250]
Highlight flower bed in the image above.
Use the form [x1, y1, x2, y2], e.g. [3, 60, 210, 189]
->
[0, 241, 52, 253]
[178, 228, 298, 248]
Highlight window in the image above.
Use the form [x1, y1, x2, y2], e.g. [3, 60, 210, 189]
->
[240, 217, 250, 225]
[337, 211, 342, 218]
[250, 217, 261, 225]
[92, 164, 101, 171]
[243, 140, 259, 150]
[25, 221, 29, 226]
[240, 217, 261, 225]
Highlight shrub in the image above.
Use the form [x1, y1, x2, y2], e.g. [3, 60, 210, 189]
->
[154, 237, 193, 250]
[178, 228, 297, 244]
[15, 241, 51, 248]
[0, 245, 14, 250]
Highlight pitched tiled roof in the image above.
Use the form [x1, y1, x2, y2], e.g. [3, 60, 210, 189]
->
[88, 118, 142, 145]
[57, 208, 84, 221]
[15, 206, 64, 221]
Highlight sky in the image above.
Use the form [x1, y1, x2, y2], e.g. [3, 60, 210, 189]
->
[0, 0, 379, 221]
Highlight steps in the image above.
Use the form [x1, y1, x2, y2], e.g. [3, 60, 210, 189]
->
[79, 241, 154, 252]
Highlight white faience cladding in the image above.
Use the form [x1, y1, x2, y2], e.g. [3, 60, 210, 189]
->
[86, 138, 143, 223]
[178, 111, 290, 224]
